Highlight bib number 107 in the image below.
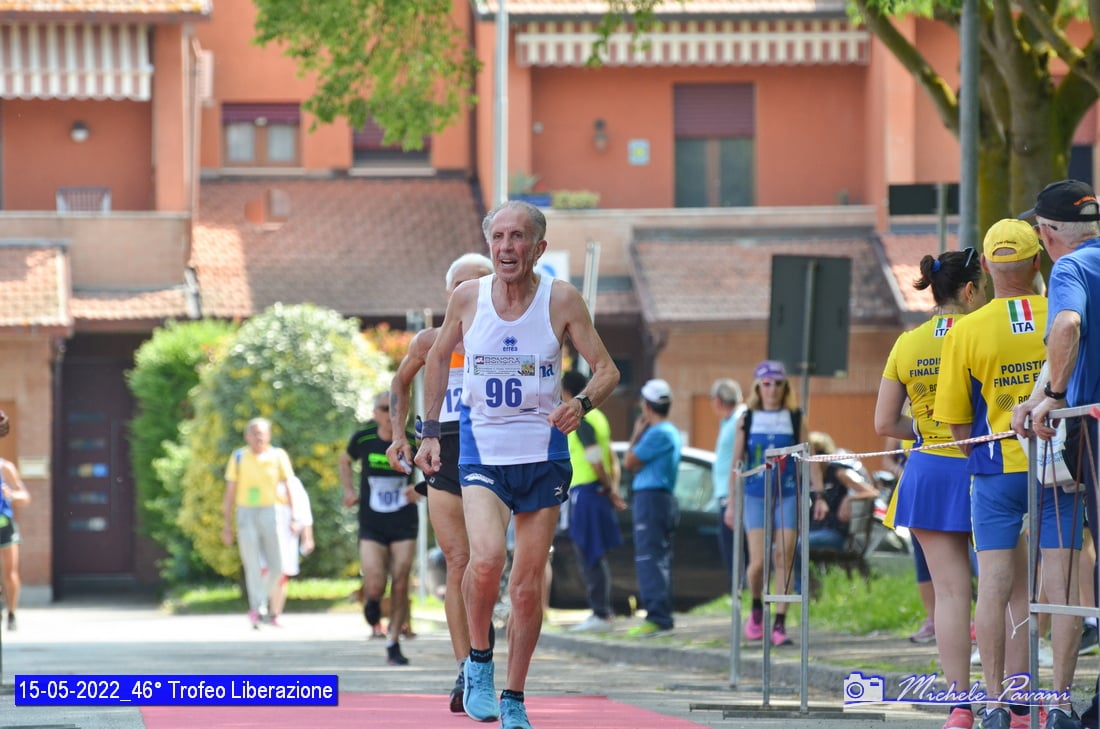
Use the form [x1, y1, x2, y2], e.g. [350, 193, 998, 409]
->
[485, 377, 522, 408]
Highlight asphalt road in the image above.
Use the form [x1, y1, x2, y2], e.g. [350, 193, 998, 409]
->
[0, 598, 962, 728]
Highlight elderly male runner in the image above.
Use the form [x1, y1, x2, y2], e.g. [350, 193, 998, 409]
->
[415, 200, 619, 729]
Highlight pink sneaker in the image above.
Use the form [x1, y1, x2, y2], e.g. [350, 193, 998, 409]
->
[248, 610, 261, 629]
[942, 707, 973, 729]
[909, 617, 936, 644]
[771, 624, 793, 647]
[743, 614, 764, 641]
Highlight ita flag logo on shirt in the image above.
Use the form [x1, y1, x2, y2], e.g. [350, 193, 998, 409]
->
[933, 316, 954, 338]
[1007, 299, 1036, 334]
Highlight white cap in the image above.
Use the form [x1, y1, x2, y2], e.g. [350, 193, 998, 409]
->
[641, 378, 672, 404]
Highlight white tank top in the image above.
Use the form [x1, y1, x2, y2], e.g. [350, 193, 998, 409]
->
[440, 351, 465, 434]
[459, 274, 567, 465]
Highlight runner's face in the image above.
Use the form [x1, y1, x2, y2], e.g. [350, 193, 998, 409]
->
[487, 207, 546, 283]
[758, 380, 785, 408]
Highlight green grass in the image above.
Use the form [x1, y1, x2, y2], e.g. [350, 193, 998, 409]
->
[166, 564, 924, 637]
[163, 578, 449, 615]
[689, 565, 925, 637]
[808, 566, 924, 634]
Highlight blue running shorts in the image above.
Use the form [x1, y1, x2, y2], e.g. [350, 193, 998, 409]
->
[460, 460, 572, 513]
[971, 472, 1083, 551]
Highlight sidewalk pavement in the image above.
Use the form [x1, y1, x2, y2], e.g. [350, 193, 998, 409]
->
[0, 597, 960, 729]
[534, 605, 1096, 703]
[537, 607, 939, 697]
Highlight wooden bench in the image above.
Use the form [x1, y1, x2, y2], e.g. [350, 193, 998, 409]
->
[808, 495, 875, 583]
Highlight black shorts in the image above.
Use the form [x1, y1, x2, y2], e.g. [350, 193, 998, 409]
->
[359, 503, 418, 545]
[0, 516, 18, 548]
[427, 432, 461, 496]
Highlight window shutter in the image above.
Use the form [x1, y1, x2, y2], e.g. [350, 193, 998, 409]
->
[221, 103, 300, 125]
[674, 84, 754, 139]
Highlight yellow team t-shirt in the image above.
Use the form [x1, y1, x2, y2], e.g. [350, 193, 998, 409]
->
[881, 315, 966, 459]
[933, 295, 1047, 475]
[225, 446, 294, 507]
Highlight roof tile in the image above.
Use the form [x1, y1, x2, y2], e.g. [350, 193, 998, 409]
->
[879, 232, 957, 315]
[0, 0, 209, 13]
[191, 178, 487, 321]
[0, 243, 69, 328]
[70, 287, 190, 322]
[631, 236, 897, 326]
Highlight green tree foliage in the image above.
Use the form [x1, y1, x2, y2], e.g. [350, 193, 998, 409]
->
[588, 0, 664, 65]
[850, 0, 1099, 225]
[126, 319, 236, 584]
[252, 0, 480, 150]
[177, 303, 393, 579]
[250, 1, 675, 147]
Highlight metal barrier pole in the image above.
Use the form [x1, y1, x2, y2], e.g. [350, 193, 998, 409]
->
[729, 467, 745, 687]
[1026, 427, 1040, 729]
[761, 443, 809, 708]
[707, 441, 881, 722]
[1027, 402, 1100, 729]
[761, 452, 774, 706]
[799, 448, 810, 715]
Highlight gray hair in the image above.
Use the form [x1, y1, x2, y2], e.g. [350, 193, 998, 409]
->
[246, 417, 271, 434]
[445, 253, 493, 291]
[710, 378, 743, 406]
[373, 391, 390, 409]
[482, 200, 547, 244]
[1043, 218, 1100, 248]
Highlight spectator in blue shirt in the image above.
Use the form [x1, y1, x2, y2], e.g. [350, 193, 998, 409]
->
[623, 378, 682, 636]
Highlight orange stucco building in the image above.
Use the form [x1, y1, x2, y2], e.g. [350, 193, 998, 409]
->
[0, 0, 1093, 599]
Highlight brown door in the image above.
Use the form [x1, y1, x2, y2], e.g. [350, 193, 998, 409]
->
[56, 358, 135, 576]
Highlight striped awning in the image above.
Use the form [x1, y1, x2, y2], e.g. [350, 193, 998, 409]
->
[515, 19, 869, 67]
[0, 23, 152, 101]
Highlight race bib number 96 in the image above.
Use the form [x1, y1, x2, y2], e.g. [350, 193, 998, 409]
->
[469, 354, 538, 415]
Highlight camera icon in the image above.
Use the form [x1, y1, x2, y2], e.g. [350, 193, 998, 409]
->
[843, 671, 885, 704]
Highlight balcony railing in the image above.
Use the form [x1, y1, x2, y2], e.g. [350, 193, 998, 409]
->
[56, 187, 112, 214]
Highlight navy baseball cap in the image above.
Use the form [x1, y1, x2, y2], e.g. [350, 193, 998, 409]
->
[1018, 179, 1100, 222]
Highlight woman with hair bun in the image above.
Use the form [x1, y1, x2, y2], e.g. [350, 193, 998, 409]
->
[874, 247, 985, 729]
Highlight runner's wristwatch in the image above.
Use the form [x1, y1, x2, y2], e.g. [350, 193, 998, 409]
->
[1044, 382, 1067, 400]
[575, 395, 593, 413]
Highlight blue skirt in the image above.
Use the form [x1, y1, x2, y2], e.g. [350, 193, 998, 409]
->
[893, 450, 972, 533]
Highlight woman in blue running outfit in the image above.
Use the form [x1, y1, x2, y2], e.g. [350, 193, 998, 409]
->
[725, 359, 822, 648]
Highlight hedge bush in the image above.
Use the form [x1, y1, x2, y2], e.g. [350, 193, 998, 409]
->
[127, 319, 236, 584]
[176, 303, 393, 579]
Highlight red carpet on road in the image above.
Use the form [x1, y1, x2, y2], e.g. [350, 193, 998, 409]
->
[142, 693, 710, 728]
